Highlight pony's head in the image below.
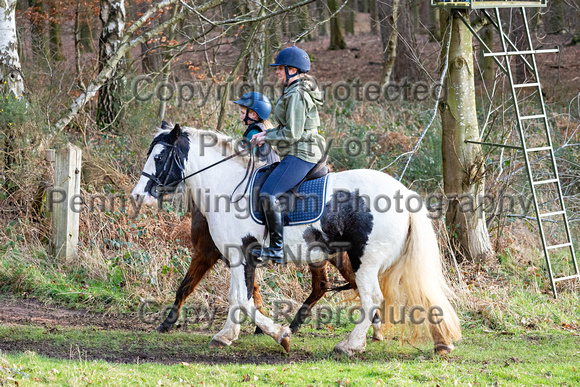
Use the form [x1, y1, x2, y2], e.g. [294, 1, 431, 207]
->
[132, 122, 190, 206]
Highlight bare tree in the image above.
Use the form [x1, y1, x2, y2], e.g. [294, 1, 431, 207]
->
[53, 0, 224, 133]
[52, 0, 316, 133]
[245, 0, 269, 90]
[28, 0, 49, 58]
[96, 0, 126, 130]
[316, 0, 328, 36]
[343, 0, 355, 35]
[480, 25, 494, 84]
[328, 0, 347, 49]
[157, 3, 182, 122]
[377, 0, 399, 85]
[48, 0, 64, 61]
[439, 9, 494, 263]
[369, 0, 378, 35]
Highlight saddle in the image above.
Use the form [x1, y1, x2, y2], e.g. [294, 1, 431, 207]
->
[290, 155, 330, 197]
[250, 156, 330, 226]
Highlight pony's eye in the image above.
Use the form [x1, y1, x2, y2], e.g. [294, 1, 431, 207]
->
[154, 154, 162, 162]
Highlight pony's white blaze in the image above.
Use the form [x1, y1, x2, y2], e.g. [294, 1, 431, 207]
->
[136, 126, 461, 356]
[131, 144, 164, 207]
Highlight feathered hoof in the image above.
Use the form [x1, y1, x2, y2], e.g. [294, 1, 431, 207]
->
[280, 330, 291, 353]
[371, 333, 384, 342]
[156, 323, 172, 333]
[333, 341, 364, 358]
[208, 339, 228, 349]
[434, 343, 454, 356]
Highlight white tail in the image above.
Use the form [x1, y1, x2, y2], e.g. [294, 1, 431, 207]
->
[378, 207, 461, 347]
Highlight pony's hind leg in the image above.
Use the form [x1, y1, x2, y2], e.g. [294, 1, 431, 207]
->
[330, 253, 383, 342]
[289, 261, 330, 333]
[430, 322, 455, 355]
[371, 311, 384, 342]
[334, 263, 383, 357]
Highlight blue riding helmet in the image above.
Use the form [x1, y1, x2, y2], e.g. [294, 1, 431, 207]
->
[269, 46, 311, 73]
[233, 92, 272, 121]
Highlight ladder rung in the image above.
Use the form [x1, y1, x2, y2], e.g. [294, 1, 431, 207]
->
[513, 82, 540, 89]
[520, 114, 545, 120]
[468, 2, 548, 10]
[546, 242, 572, 250]
[527, 146, 552, 152]
[464, 140, 522, 150]
[533, 178, 559, 186]
[553, 274, 580, 283]
[539, 210, 565, 218]
[483, 48, 559, 57]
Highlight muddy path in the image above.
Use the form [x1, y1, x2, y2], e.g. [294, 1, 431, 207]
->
[0, 297, 153, 331]
[0, 297, 328, 365]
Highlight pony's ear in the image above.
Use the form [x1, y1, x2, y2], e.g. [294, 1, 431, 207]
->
[168, 124, 181, 143]
[161, 120, 172, 130]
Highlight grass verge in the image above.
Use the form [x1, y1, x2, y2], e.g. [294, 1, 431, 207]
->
[1, 324, 579, 386]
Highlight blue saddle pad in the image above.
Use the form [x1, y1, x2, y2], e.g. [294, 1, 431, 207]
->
[249, 164, 330, 226]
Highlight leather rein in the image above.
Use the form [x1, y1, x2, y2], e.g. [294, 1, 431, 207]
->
[141, 141, 255, 203]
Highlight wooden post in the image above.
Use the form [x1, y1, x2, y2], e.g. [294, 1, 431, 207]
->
[52, 144, 82, 260]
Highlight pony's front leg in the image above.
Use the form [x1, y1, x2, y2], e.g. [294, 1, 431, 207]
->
[210, 262, 291, 352]
[208, 304, 242, 348]
[334, 265, 383, 357]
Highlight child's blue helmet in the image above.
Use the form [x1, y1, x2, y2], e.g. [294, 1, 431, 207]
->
[269, 46, 311, 73]
[233, 92, 272, 121]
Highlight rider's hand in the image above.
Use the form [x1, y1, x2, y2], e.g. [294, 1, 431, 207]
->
[251, 131, 267, 147]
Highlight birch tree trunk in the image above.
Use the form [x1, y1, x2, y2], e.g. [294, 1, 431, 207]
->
[439, 10, 494, 263]
[0, 0, 25, 97]
[97, 0, 126, 129]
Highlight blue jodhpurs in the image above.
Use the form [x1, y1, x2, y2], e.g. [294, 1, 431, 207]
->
[260, 155, 316, 198]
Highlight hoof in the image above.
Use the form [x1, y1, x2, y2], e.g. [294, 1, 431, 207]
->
[156, 324, 172, 333]
[254, 326, 264, 335]
[371, 333, 384, 342]
[289, 324, 300, 334]
[333, 339, 365, 357]
[280, 330, 291, 353]
[434, 343, 454, 355]
[208, 339, 228, 349]
[333, 345, 354, 358]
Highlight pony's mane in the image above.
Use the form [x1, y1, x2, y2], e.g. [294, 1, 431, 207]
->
[181, 126, 256, 167]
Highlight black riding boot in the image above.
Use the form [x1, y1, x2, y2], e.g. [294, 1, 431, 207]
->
[251, 195, 285, 264]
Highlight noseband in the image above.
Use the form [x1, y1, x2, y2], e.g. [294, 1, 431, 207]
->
[141, 141, 185, 197]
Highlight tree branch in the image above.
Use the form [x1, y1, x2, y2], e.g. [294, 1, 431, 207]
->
[52, 0, 224, 133]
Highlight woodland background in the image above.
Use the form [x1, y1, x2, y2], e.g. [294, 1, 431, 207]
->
[1, 0, 579, 336]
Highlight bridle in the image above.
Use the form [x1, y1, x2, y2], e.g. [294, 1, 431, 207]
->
[141, 141, 184, 196]
[141, 141, 256, 203]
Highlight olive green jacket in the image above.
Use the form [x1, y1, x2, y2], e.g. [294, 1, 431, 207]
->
[265, 77, 326, 163]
